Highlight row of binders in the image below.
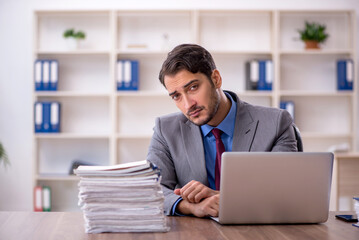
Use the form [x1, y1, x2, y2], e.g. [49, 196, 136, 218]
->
[34, 186, 51, 212]
[245, 60, 273, 91]
[34, 58, 353, 92]
[34, 60, 59, 91]
[245, 59, 354, 91]
[34, 59, 140, 91]
[34, 102, 61, 133]
[337, 59, 353, 91]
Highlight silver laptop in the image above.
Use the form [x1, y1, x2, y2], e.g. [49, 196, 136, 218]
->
[213, 152, 333, 224]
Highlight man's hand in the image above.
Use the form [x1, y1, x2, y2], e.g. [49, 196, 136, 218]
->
[177, 194, 220, 217]
[174, 180, 218, 203]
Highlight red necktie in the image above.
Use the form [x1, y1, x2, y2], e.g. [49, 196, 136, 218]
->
[212, 128, 225, 191]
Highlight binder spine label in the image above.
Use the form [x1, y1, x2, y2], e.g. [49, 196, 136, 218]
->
[35, 103, 43, 132]
[35, 61, 42, 91]
[50, 60, 58, 91]
[43, 61, 50, 90]
[266, 61, 273, 84]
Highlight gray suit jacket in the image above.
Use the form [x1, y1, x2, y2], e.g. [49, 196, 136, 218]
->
[147, 91, 298, 215]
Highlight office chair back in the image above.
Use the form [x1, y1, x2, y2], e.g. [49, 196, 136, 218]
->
[293, 124, 303, 152]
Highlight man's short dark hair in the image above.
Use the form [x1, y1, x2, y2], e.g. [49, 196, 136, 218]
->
[159, 44, 217, 87]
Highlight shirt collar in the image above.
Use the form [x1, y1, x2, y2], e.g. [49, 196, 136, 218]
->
[201, 92, 237, 138]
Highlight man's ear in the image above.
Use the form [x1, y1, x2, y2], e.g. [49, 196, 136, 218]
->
[211, 70, 222, 89]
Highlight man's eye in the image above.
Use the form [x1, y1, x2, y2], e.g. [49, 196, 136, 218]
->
[172, 94, 180, 101]
[190, 85, 198, 91]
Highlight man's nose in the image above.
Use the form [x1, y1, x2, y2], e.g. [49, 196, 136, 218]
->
[183, 95, 195, 111]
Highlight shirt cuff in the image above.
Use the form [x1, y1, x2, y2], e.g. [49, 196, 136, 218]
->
[171, 197, 186, 216]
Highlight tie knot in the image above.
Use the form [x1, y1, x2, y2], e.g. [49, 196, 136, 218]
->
[211, 128, 223, 140]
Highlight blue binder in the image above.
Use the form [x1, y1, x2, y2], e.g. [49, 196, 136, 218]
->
[42, 61, 50, 91]
[49, 60, 59, 91]
[257, 60, 273, 91]
[34, 101, 61, 133]
[117, 60, 139, 91]
[280, 101, 295, 120]
[42, 102, 51, 132]
[50, 102, 60, 132]
[34, 102, 43, 132]
[337, 59, 353, 91]
[34, 60, 43, 91]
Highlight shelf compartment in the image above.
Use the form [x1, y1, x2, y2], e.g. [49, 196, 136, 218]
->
[116, 90, 168, 97]
[37, 180, 80, 212]
[35, 91, 110, 97]
[280, 54, 351, 92]
[34, 54, 110, 93]
[337, 158, 359, 211]
[37, 138, 110, 175]
[36, 50, 110, 55]
[199, 11, 272, 52]
[280, 96, 352, 135]
[279, 91, 354, 97]
[117, 134, 152, 139]
[117, 138, 151, 164]
[301, 136, 352, 152]
[35, 133, 110, 139]
[279, 11, 352, 51]
[36, 11, 111, 52]
[117, 11, 192, 52]
[279, 49, 353, 55]
[37, 174, 79, 181]
[117, 95, 177, 135]
[212, 53, 272, 92]
[35, 97, 110, 134]
[116, 53, 167, 92]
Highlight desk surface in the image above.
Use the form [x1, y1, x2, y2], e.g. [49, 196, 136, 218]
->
[0, 211, 358, 240]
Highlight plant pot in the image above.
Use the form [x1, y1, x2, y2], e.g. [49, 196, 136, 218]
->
[66, 38, 79, 50]
[304, 40, 320, 49]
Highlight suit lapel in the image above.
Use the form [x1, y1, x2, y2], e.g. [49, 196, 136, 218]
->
[179, 119, 208, 185]
[229, 92, 259, 151]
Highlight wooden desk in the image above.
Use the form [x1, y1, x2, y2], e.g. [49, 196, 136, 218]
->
[0, 211, 358, 240]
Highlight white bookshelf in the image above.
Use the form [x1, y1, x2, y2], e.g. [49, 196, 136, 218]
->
[33, 9, 357, 211]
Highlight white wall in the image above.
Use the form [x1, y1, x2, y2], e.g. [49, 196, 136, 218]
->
[0, 0, 358, 211]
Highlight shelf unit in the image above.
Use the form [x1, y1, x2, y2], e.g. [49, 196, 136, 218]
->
[32, 9, 357, 211]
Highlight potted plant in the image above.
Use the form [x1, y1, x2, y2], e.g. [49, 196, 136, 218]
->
[297, 21, 329, 49]
[63, 28, 86, 50]
[0, 142, 10, 168]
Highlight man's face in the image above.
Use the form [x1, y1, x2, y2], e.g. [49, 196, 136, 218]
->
[164, 70, 220, 126]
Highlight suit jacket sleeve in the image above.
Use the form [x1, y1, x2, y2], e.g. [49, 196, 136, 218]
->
[271, 109, 298, 152]
[147, 117, 181, 215]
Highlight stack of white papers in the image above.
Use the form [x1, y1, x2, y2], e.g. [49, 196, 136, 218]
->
[354, 197, 359, 228]
[75, 160, 169, 233]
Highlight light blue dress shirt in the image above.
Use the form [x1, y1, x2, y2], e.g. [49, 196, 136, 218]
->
[171, 92, 237, 215]
[200, 92, 237, 190]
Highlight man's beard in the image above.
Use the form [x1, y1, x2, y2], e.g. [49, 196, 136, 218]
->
[186, 88, 220, 126]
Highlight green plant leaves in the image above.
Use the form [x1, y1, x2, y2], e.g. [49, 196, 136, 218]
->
[63, 28, 86, 39]
[297, 21, 329, 43]
[0, 143, 10, 168]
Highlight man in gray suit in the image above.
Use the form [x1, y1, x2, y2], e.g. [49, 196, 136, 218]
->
[147, 44, 298, 218]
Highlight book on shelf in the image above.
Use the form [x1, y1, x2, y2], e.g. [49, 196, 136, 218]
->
[33, 186, 52, 212]
[74, 160, 169, 233]
[34, 59, 58, 91]
[280, 101, 295, 121]
[337, 59, 353, 91]
[117, 60, 139, 91]
[245, 60, 272, 91]
[34, 101, 61, 133]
